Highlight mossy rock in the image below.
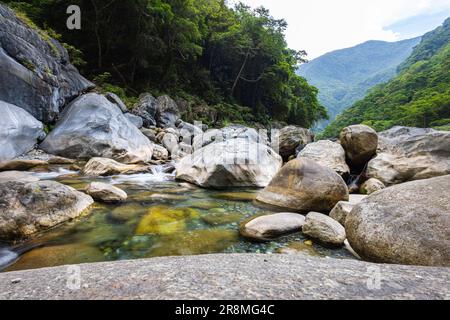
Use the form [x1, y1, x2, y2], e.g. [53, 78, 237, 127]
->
[201, 212, 243, 226]
[110, 203, 146, 222]
[189, 201, 221, 210]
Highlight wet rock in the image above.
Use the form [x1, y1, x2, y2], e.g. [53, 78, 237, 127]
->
[329, 201, 354, 225]
[201, 212, 243, 226]
[303, 212, 346, 247]
[340, 125, 378, 167]
[110, 203, 146, 222]
[40, 93, 154, 163]
[0, 180, 93, 240]
[297, 140, 349, 176]
[86, 182, 127, 203]
[212, 192, 257, 202]
[0, 159, 48, 171]
[124, 113, 143, 129]
[0, 101, 46, 161]
[360, 178, 385, 195]
[277, 241, 322, 256]
[82, 157, 151, 176]
[240, 213, 306, 241]
[176, 138, 282, 188]
[278, 126, 314, 160]
[346, 175, 450, 267]
[366, 126, 450, 185]
[131, 93, 157, 128]
[256, 159, 349, 213]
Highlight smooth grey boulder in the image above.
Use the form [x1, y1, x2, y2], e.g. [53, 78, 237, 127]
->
[340, 125, 378, 167]
[346, 175, 450, 267]
[131, 93, 157, 128]
[40, 93, 154, 163]
[0, 101, 45, 161]
[0, 180, 93, 240]
[303, 212, 346, 247]
[278, 126, 314, 160]
[240, 213, 305, 241]
[124, 113, 143, 129]
[256, 159, 349, 213]
[0, 4, 94, 123]
[86, 182, 127, 203]
[176, 138, 282, 188]
[366, 126, 450, 185]
[297, 140, 350, 176]
[155, 95, 180, 128]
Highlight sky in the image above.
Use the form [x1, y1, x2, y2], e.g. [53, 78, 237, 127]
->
[233, 0, 450, 59]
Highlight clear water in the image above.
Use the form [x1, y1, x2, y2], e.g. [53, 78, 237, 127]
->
[1, 165, 356, 272]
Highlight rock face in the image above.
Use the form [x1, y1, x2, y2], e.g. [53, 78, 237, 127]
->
[256, 159, 349, 213]
[131, 94, 157, 128]
[303, 212, 346, 247]
[297, 140, 349, 176]
[40, 93, 154, 163]
[176, 138, 282, 188]
[0, 101, 45, 161]
[346, 175, 450, 267]
[340, 125, 378, 167]
[240, 213, 305, 241]
[278, 126, 314, 160]
[82, 157, 150, 176]
[366, 126, 450, 185]
[155, 95, 180, 128]
[86, 182, 127, 203]
[0, 4, 94, 123]
[360, 178, 385, 195]
[0, 180, 93, 240]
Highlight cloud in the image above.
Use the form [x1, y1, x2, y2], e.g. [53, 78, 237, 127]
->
[234, 0, 450, 58]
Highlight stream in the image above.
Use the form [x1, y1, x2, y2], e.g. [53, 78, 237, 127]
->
[0, 164, 355, 272]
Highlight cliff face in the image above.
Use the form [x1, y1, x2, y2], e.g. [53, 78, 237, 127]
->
[0, 4, 94, 123]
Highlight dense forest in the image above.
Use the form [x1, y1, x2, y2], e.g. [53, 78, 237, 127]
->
[2, 0, 327, 128]
[322, 18, 450, 138]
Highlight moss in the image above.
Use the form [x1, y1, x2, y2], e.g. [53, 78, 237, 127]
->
[20, 59, 36, 71]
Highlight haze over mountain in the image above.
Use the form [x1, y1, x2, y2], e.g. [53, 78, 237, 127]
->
[297, 37, 421, 131]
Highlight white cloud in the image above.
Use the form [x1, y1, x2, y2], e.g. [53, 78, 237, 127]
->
[233, 0, 450, 58]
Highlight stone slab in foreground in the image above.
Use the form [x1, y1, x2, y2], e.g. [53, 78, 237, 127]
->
[0, 254, 448, 300]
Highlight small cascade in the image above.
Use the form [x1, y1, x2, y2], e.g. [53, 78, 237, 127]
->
[31, 167, 78, 180]
[0, 247, 18, 271]
[110, 163, 176, 186]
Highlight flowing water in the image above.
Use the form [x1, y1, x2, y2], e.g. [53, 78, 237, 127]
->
[1, 164, 356, 272]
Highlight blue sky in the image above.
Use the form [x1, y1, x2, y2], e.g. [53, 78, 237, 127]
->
[234, 0, 450, 59]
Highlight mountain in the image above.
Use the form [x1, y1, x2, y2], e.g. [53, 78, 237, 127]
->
[298, 37, 421, 131]
[322, 18, 450, 138]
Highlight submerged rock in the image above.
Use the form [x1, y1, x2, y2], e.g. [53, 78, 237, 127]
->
[86, 182, 127, 203]
[212, 192, 257, 202]
[340, 125, 378, 167]
[303, 212, 346, 247]
[82, 157, 151, 176]
[40, 93, 154, 163]
[256, 159, 349, 213]
[0, 180, 93, 240]
[346, 175, 450, 267]
[240, 213, 306, 241]
[201, 212, 243, 226]
[297, 140, 349, 176]
[0, 101, 46, 161]
[366, 126, 450, 185]
[278, 126, 314, 160]
[176, 138, 282, 188]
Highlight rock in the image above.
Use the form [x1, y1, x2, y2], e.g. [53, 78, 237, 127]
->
[178, 121, 203, 142]
[360, 178, 385, 194]
[40, 93, 154, 163]
[176, 138, 282, 188]
[303, 212, 346, 247]
[0, 159, 47, 171]
[193, 125, 262, 150]
[155, 95, 180, 128]
[161, 133, 179, 154]
[141, 128, 157, 142]
[105, 92, 127, 113]
[349, 194, 367, 204]
[124, 113, 143, 129]
[278, 126, 314, 160]
[82, 157, 151, 176]
[277, 241, 322, 257]
[0, 171, 39, 183]
[346, 175, 450, 267]
[329, 201, 354, 225]
[152, 144, 169, 161]
[340, 125, 378, 167]
[201, 212, 243, 226]
[0, 101, 46, 161]
[240, 213, 306, 241]
[110, 203, 146, 222]
[174, 142, 193, 159]
[86, 182, 127, 203]
[0, 4, 94, 123]
[16, 149, 75, 164]
[0, 180, 93, 240]
[297, 140, 350, 176]
[366, 126, 450, 185]
[256, 159, 349, 213]
[212, 192, 257, 202]
[131, 93, 157, 128]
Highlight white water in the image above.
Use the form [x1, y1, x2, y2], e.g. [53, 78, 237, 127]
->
[31, 168, 78, 180]
[0, 248, 18, 270]
[109, 164, 176, 186]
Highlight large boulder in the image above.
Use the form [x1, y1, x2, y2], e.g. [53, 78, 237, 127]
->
[256, 159, 349, 213]
[0, 4, 94, 123]
[278, 126, 314, 160]
[0, 101, 45, 161]
[0, 180, 93, 240]
[176, 138, 282, 188]
[131, 93, 157, 128]
[340, 125, 378, 167]
[155, 95, 180, 128]
[345, 175, 450, 267]
[297, 140, 350, 176]
[40, 93, 154, 163]
[366, 126, 450, 185]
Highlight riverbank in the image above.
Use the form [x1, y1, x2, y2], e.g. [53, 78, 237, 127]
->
[1, 254, 448, 300]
